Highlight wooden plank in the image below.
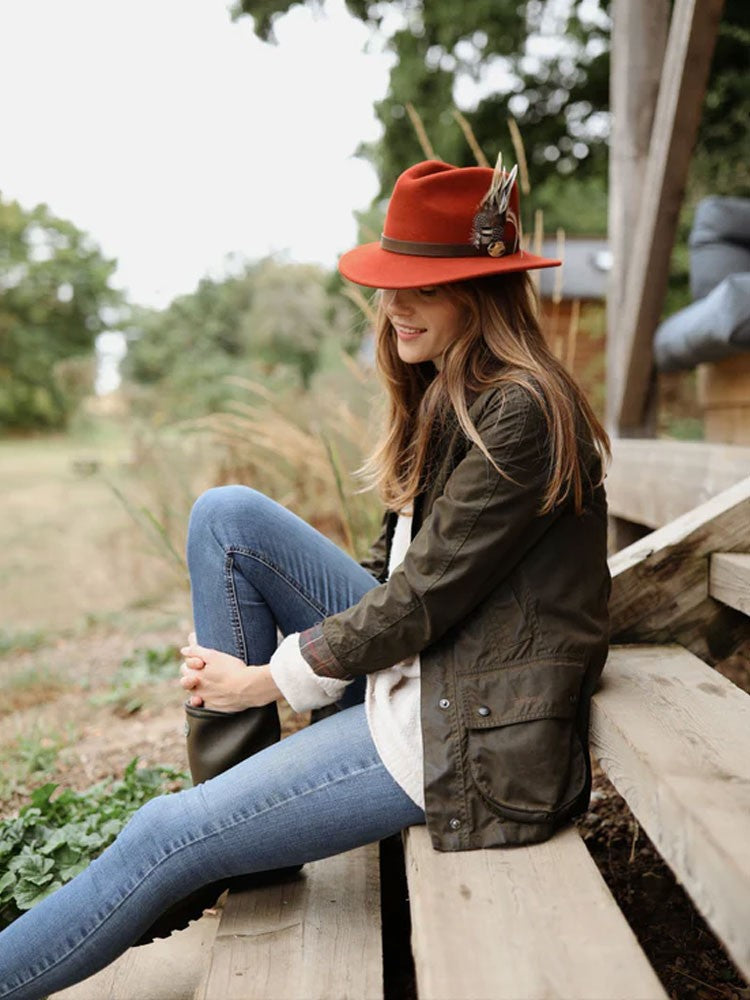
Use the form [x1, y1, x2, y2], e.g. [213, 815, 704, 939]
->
[710, 552, 750, 615]
[612, 0, 724, 431]
[606, 0, 668, 431]
[591, 644, 750, 979]
[196, 845, 382, 1000]
[51, 912, 220, 1000]
[607, 439, 750, 528]
[609, 474, 750, 660]
[697, 354, 750, 408]
[704, 407, 750, 447]
[403, 824, 667, 1000]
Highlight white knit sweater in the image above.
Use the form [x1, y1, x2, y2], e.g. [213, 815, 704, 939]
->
[268, 512, 424, 808]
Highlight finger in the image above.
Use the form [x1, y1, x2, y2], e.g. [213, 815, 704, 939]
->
[188, 693, 204, 707]
[188, 631, 197, 645]
[184, 656, 205, 670]
[179, 667, 201, 690]
[180, 642, 213, 660]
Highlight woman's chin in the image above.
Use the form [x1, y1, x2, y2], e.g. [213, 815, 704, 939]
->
[397, 344, 433, 366]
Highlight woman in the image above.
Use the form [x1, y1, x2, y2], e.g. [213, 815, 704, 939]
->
[0, 158, 610, 998]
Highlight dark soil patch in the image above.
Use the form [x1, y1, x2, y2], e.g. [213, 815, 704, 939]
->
[574, 759, 749, 1000]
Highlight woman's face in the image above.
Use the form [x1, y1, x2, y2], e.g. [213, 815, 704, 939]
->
[381, 286, 463, 369]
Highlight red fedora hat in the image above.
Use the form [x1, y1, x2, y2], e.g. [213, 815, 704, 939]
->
[339, 159, 560, 289]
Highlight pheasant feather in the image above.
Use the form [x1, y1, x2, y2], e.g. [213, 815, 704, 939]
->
[471, 154, 519, 256]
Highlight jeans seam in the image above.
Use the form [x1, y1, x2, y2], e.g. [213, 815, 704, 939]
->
[224, 551, 247, 661]
[223, 545, 333, 664]
[202, 516, 335, 661]
[228, 546, 331, 615]
[1, 759, 386, 996]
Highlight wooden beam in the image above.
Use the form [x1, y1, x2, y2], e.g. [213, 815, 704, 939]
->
[710, 552, 750, 615]
[609, 475, 750, 661]
[606, 0, 668, 432]
[591, 644, 750, 979]
[195, 846, 382, 1000]
[607, 439, 750, 528]
[403, 824, 666, 1000]
[612, 0, 724, 432]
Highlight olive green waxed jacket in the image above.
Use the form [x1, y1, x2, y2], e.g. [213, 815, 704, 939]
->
[298, 381, 611, 851]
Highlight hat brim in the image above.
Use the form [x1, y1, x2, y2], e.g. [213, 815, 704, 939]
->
[338, 242, 561, 289]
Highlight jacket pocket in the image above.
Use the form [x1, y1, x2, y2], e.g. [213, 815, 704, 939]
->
[459, 659, 587, 824]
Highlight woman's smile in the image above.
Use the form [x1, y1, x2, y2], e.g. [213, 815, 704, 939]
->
[394, 323, 427, 340]
[382, 286, 463, 365]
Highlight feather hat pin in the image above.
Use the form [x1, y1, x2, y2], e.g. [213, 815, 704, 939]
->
[470, 153, 520, 258]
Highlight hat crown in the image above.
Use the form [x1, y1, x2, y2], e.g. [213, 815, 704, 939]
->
[383, 160, 520, 248]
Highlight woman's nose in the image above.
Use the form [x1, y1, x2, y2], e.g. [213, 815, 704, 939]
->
[383, 289, 413, 313]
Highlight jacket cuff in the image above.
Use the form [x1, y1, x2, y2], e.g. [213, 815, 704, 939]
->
[269, 632, 349, 713]
[299, 622, 350, 680]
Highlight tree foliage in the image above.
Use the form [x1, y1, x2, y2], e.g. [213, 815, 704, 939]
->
[235, 0, 750, 235]
[0, 195, 121, 431]
[123, 257, 358, 421]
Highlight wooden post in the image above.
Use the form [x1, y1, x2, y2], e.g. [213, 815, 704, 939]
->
[610, 0, 724, 432]
[606, 0, 668, 434]
[606, 0, 669, 550]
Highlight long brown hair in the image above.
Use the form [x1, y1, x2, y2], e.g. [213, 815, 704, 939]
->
[354, 271, 610, 515]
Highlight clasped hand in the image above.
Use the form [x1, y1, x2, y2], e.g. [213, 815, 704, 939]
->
[179, 632, 281, 712]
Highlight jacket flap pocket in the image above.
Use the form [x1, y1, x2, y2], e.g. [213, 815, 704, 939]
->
[459, 659, 584, 730]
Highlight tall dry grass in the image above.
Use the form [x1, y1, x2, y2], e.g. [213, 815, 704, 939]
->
[119, 351, 386, 579]
[198, 355, 384, 558]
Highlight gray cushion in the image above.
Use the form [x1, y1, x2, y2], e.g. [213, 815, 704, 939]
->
[690, 196, 750, 300]
[654, 273, 750, 372]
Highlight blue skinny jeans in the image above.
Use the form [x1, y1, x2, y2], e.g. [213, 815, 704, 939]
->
[0, 486, 425, 999]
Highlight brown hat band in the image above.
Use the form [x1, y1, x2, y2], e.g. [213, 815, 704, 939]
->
[380, 234, 486, 258]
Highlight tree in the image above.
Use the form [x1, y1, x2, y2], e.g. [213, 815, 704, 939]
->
[242, 259, 341, 389]
[0, 196, 121, 430]
[234, 0, 750, 235]
[123, 257, 359, 420]
[235, 0, 610, 233]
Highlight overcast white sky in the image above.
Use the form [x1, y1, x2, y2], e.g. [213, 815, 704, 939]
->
[0, 0, 392, 308]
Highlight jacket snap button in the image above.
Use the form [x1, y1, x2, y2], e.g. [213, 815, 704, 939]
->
[476, 705, 491, 717]
[439, 698, 451, 709]
[449, 817, 462, 830]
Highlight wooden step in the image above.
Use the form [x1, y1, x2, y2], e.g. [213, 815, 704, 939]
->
[195, 844, 382, 1000]
[590, 644, 750, 979]
[51, 912, 220, 1000]
[710, 552, 750, 614]
[608, 474, 750, 661]
[403, 824, 667, 1000]
[608, 439, 750, 529]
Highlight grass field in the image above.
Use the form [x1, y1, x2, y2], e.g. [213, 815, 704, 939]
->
[0, 424, 189, 638]
[0, 416, 303, 819]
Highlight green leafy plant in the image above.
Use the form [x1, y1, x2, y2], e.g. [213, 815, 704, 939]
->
[0, 759, 187, 930]
[90, 645, 181, 715]
[0, 729, 67, 807]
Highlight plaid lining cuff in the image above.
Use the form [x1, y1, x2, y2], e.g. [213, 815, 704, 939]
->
[298, 622, 351, 680]
[268, 632, 348, 713]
